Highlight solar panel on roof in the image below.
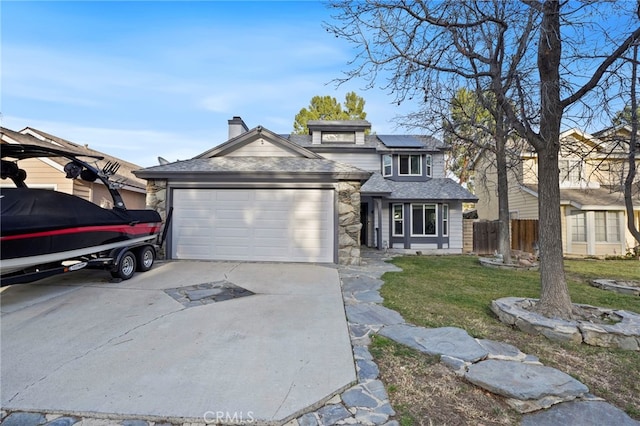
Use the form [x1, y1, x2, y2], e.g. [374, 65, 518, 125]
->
[378, 135, 425, 148]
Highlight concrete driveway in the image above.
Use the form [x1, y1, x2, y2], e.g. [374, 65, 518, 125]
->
[1, 261, 356, 424]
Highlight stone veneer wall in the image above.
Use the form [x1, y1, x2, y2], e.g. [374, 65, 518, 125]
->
[145, 179, 168, 258]
[336, 181, 362, 266]
[144, 178, 362, 265]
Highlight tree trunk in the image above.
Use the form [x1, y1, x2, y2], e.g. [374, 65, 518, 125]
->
[625, 44, 640, 247]
[534, 0, 573, 319]
[495, 116, 512, 264]
[535, 147, 573, 318]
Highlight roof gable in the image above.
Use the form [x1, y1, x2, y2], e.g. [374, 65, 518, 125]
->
[559, 128, 604, 153]
[195, 126, 322, 159]
[1, 127, 147, 190]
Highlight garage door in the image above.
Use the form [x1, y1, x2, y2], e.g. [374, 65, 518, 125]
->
[171, 188, 334, 263]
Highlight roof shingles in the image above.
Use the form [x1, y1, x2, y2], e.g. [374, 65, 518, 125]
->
[362, 172, 477, 201]
[135, 156, 371, 179]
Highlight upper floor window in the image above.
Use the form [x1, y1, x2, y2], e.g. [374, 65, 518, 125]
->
[399, 155, 421, 176]
[382, 155, 392, 177]
[595, 211, 620, 242]
[559, 160, 582, 184]
[425, 154, 432, 177]
[321, 132, 355, 143]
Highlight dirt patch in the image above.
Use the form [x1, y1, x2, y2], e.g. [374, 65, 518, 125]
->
[520, 302, 623, 325]
[571, 305, 622, 325]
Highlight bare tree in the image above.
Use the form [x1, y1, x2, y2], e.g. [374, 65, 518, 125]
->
[326, 0, 640, 318]
[444, 88, 515, 264]
[624, 45, 640, 250]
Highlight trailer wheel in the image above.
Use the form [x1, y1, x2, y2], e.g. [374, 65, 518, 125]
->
[136, 246, 155, 272]
[111, 250, 136, 280]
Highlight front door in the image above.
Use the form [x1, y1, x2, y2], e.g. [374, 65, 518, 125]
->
[360, 202, 368, 245]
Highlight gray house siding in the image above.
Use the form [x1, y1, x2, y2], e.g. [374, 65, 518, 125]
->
[319, 152, 380, 172]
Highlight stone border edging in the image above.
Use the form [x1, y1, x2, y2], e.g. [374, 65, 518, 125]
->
[478, 257, 539, 271]
[491, 297, 640, 351]
[591, 279, 640, 296]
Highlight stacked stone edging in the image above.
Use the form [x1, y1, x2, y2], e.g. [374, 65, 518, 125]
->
[591, 279, 640, 296]
[491, 297, 640, 350]
[478, 257, 539, 271]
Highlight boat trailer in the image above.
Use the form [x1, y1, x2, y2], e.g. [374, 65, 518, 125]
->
[0, 242, 160, 286]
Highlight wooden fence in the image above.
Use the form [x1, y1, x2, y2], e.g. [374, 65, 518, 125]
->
[471, 219, 539, 255]
[511, 219, 539, 253]
[463, 219, 474, 253]
[473, 220, 500, 254]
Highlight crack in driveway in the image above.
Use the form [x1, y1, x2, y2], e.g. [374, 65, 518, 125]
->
[6, 305, 186, 405]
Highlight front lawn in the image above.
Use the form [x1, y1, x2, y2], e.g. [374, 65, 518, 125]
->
[373, 255, 640, 425]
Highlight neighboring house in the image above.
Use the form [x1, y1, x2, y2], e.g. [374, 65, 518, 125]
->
[1, 127, 148, 209]
[135, 116, 476, 265]
[473, 126, 640, 257]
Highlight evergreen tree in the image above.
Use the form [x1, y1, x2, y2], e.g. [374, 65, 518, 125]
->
[293, 92, 366, 134]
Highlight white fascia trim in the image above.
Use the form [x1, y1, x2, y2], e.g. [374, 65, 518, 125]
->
[167, 181, 337, 190]
[519, 185, 539, 198]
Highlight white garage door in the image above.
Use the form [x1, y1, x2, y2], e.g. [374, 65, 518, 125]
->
[171, 188, 334, 263]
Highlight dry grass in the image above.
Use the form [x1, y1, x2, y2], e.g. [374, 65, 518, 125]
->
[373, 255, 640, 424]
[371, 336, 521, 426]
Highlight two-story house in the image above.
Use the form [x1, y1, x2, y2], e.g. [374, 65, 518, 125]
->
[135, 116, 476, 265]
[474, 127, 640, 257]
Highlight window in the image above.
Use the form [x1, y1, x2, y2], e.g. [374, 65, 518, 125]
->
[393, 204, 404, 236]
[442, 204, 449, 236]
[383, 155, 392, 177]
[321, 132, 355, 143]
[412, 204, 437, 236]
[571, 211, 586, 242]
[399, 155, 421, 176]
[595, 211, 620, 242]
[559, 160, 582, 184]
[425, 154, 432, 177]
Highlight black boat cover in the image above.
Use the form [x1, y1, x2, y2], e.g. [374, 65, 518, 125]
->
[1, 188, 161, 237]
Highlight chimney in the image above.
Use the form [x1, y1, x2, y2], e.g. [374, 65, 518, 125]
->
[228, 116, 249, 140]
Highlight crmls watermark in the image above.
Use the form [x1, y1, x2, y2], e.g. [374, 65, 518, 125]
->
[203, 411, 255, 424]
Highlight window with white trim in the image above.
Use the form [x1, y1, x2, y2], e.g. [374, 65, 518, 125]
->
[425, 154, 432, 177]
[383, 155, 392, 177]
[559, 160, 582, 184]
[571, 211, 586, 242]
[442, 204, 449, 236]
[411, 204, 437, 236]
[595, 211, 620, 242]
[399, 155, 421, 176]
[393, 204, 404, 236]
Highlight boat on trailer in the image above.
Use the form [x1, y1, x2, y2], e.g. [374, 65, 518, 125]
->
[1, 144, 163, 285]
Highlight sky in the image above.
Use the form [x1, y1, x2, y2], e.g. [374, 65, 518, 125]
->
[1, 0, 423, 167]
